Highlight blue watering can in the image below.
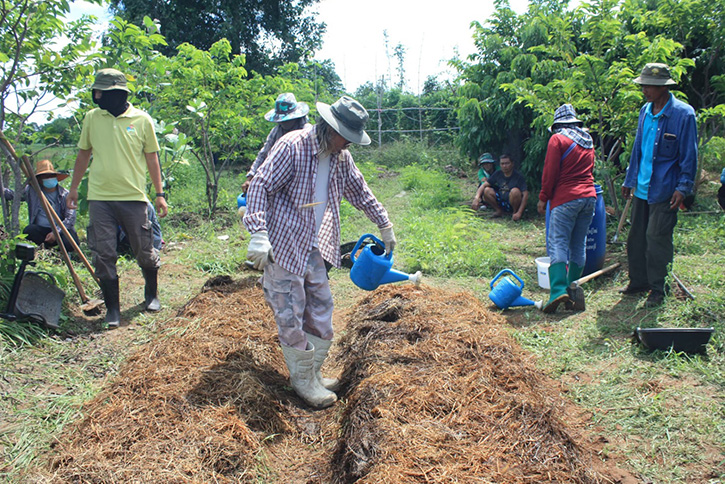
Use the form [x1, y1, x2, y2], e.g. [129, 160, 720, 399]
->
[488, 269, 542, 310]
[237, 193, 247, 218]
[349, 234, 422, 291]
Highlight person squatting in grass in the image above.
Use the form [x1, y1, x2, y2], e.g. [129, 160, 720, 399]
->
[3, 159, 81, 256]
[240, 93, 311, 194]
[67, 68, 168, 328]
[472, 154, 529, 221]
[620, 63, 698, 308]
[243, 96, 396, 409]
[538, 104, 596, 314]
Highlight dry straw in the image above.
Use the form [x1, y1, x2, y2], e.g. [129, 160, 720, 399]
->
[41, 279, 623, 483]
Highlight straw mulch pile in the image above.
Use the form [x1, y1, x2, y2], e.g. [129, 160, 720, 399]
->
[329, 285, 620, 483]
[41, 276, 295, 483]
[38, 277, 626, 483]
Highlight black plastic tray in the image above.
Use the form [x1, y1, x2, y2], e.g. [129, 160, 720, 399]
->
[635, 327, 714, 353]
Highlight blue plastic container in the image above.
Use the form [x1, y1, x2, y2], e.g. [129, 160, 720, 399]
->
[349, 234, 420, 291]
[545, 184, 606, 276]
[237, 193, 246, 208]
[488, 269, 538, 310]
[584, 185, 606, 275]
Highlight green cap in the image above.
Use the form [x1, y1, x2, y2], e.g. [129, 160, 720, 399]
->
[478, 152, 495, 165]
[91, 68, 130, 92]
[633, 63, 676, 86]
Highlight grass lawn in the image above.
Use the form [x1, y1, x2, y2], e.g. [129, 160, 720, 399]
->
[0, 148, 723, 483]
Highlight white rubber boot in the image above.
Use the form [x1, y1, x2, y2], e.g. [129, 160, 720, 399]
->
[281, 343, 337, 409]
[305, 333, 341, 391]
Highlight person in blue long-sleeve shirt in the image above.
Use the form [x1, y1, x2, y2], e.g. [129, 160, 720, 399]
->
[620, 63, 698, 308]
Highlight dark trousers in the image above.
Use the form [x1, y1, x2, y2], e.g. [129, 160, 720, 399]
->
[88, 201, 159, 280]
[627, 196, 678, 294]
[23, 224, 80, 253]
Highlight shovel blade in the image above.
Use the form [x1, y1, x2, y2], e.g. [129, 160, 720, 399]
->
[81, 298, 104, 316]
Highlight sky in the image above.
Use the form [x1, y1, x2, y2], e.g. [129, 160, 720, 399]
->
[312, 0, 530, 94]
[68, 0, 531, 93]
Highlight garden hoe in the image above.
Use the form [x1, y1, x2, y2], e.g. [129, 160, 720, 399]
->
[611, 197, 632, 245]
[19, 155, 104, 315]
[1, 131, 103, 315]
[567, 263, 621, 310]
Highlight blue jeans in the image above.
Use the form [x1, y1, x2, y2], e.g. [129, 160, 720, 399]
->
[547, 197, 596, 266]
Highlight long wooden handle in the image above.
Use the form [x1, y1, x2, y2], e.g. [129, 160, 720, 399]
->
[575, 262, 621, 286]
[0, 130, 95, 302]
[21, 155, 90, 303]
[614, 197, 632, 240]
[2, 132, 98, 284]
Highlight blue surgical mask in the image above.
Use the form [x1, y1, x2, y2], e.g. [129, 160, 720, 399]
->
[42, 178, 58, 189]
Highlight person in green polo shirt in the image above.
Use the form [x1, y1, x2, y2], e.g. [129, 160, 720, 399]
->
[67, 68, 168, 328]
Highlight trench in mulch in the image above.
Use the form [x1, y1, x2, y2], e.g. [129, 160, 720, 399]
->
[37, 276, 630, 483]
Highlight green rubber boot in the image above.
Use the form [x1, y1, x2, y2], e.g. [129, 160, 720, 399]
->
[543, 262, 570, 314]
[565, 263, 585, 311]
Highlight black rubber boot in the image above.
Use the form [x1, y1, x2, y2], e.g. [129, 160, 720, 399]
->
[142, 268, 161, 312]
[99, 278, 121, 327]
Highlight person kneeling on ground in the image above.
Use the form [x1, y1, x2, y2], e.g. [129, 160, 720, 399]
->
[538, 104, 596, 313]
[243, 96, 397, 409]
[4, 159, 81, 255]
[472, 154, 529, 221]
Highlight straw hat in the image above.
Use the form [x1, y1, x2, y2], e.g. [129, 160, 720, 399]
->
[264, 93, 310, 122]
[35, 159, 68, 181]
[316, 96, 371, 145]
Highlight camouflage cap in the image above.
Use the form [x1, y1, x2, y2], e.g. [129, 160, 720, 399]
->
[633, 63, 677, 86]
[478, 152, 495, 165]
[91, 68, 130, 92]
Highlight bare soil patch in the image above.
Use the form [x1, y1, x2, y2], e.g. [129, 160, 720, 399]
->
[37, 279, 635, 483]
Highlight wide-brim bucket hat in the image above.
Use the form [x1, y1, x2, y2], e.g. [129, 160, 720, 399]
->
[633, 63, 677, 86]
[264, 93, 310, 122]
[549, 103, 583, 131]
[35, 159, 68, 181]
[91, 68, 130, 92]
[317, 96, 371, 145]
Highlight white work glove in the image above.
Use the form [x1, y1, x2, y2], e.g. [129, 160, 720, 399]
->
[247, 230, 274, 270]
[380, 224, 396, 255]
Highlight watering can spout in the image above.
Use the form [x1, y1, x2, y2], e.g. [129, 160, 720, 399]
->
[380, 269, 422, 286]
[510, 295, 543, 309]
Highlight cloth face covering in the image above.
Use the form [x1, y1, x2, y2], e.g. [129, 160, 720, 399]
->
[94, 89, 129, 117]
[42, 178, 58, 189]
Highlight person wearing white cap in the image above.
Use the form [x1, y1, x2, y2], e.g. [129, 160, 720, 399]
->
[241, 93, 310, 193]
[243, 96, 395, 409]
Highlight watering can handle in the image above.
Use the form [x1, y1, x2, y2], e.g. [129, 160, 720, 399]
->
[350, 233, 391, 263]
[489, 269, 524, 290]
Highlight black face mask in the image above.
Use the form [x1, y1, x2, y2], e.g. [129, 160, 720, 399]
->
[94, 89, 129, 117]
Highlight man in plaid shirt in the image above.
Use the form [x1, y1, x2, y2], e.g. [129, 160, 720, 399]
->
[243, 96, 396, 408]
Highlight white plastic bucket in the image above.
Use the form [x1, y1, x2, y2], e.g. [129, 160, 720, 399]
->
[535, 257, 550, 289]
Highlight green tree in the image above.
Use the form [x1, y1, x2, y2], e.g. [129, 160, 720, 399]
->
[0, 0, 99, 235]
[455, 0, 709, 205]
[108, 0, 326, 75]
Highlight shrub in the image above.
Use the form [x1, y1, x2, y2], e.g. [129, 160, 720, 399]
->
[398, 207, 507, 277]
